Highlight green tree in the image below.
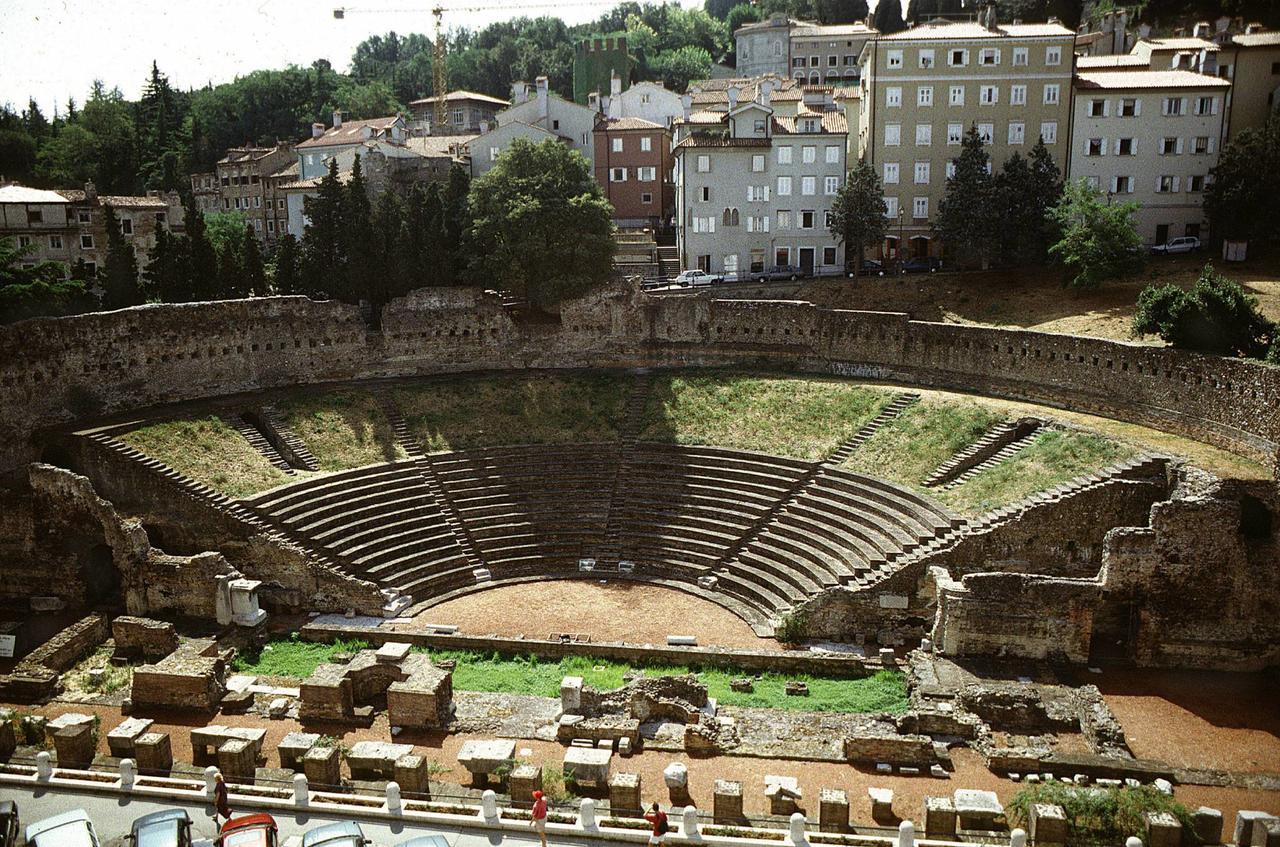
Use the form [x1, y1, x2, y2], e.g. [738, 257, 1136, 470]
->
[1047, 178, 1143, 289]
[1132, 264, 1276, 359]
[302, 159, 348, 300]
[705, 0, 739, 21]
[179, 193, 219, 301]
[872, 0, 907, 34]
[1204, 114, 1280, 251]
[994, 140, 1060, 266]
[441, 164, 472, 285]
[650, 46, 715, 93]
[817, 0, 870, 24]
[271, 233, 302, 295]
[143, 226, 181, 302]
[242, 226, 267, 297]
[467, 137, 615, 310]
[216, 237, 246, 298]
[0, 237, 93, 323]
[343, 154, 376, 304]
[204, 211, 249, 256]
[936, 125, 998, 268]
[100, 204, 142, 310]
[829, 161, 887, 275]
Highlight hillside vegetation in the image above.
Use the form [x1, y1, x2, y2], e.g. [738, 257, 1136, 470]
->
[119, 415, 291, 498]
[277, 389, 404, 470]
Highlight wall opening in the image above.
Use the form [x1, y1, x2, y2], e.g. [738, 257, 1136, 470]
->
[40, 444, 76, 472]
[80, 543, 121, 605]
[1239, 495, 1273, 540]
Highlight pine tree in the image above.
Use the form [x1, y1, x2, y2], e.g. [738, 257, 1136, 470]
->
[936, 125, 998, 268]
[342, 154, 375, 304]
[216, 238, 246, 299]
[872, 0, 906, 34]
[242, 225, 267, 297]
[370, 190, 413, 310]
[441, 164, 472, 285]
[302, 158, 348, 301]
[828, 161, 887, 275]
[100, 205, 142, 310]
[272, 233, 302, 295]
[181, 193, 218, 301]
[143, 226, 182, 301]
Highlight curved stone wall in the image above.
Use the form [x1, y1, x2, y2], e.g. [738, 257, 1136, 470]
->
[2, 283, 1278, 479]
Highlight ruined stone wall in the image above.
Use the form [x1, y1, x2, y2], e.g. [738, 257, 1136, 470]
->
[2, 286, 1277, 479]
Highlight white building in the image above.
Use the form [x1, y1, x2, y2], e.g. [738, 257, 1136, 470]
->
[1069, 70, 1230, 245]
[466, 121, 559, 178]
[498, 77, 600, 169]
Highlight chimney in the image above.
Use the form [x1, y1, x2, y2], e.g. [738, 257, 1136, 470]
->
[760, 79, 774, 105]
[984, 2, 999, 31]
[681, 94, 692, 122]
[727, 85, 740, 110]
[536, 76, 549, 123]
[588, 92, 601, 113]
[362, 126, 374, 140]
[333, 110, 343, 128]
[84, 181, 97, 202]
[1194, 21, 1210, 38]
[479, 120, 490, 134]
[610, 70, 622, 99]
[512, 81, 530, 105]
[312, 122, 325, 138]
[608, 90, 621, 120]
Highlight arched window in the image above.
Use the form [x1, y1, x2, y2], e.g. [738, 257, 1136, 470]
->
[731, 208, 740, 226]
[722, 208, 732, 227]
[773, 40, 783, 56]
[809, 71, 820, 84]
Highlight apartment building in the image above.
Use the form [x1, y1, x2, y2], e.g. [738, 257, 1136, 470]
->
[407, 91, 509, 135]
[1070, 70, 1229, 245]
[1213, 29, 1280, 140]
[213, 142, 296, 242]
[296, 113, 408, 180]
[190, 172, 220, 214]
[674, 87, 848, 276]
[604, 79, 684, 129]
[857, 18, 1076, 259]
[498, 77, 600, 169]
[789, 22, 876, 85]
[593, 116, 674, 228]
[735, 16, 795, 78]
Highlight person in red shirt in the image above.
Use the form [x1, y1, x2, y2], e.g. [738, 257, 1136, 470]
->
[530, 789, 548, 847]
[644, 802, 669, 845]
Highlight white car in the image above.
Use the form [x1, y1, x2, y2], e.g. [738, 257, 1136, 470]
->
[1150, 236, 1201, 255]
[673, 269, 723, 287]
[25, 811, 100, 847]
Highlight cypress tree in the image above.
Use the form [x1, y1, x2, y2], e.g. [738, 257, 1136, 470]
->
[302, 158, 347, 301]
[273, 233, 302, 296]
[342, 154, 375, 304]
[143, 225, 181, 302]
[872, 0, 906, 34]
[180, 193, 217, 301]
[936, 125, 998, 269]
[441, 164, 471, 285]
[242, 225, 267, 297]
[100, 204, 142, 310]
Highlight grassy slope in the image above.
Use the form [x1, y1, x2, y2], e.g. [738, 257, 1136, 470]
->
[640, 372, 894, 461]
[119, 415, 291, 498]
[841, 398, 1003, 488]
[939, 429, 1136, 516]
[277, 389, 405, 470]
[232, 639, 908, 714]
[394, 375, 629, 453]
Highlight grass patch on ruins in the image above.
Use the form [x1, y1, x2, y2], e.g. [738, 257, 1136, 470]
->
[394, 374, 629, 452]
[1008, 783, 1195, 847]
[640, 371, 895, 460]
[277, 389, 405, 470]
[841, 398, 1004, 487]
[939, 429, 1136, 516]
[232, 639, 908, 714]
[119, 415, 291, 498]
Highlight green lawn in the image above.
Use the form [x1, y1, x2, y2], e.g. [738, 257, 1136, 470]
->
[640, 372, 895, 460]
[118, 415, 292, 498]
[393, 375, 629, 452]
[939, 429, 1136, 515]
[232, 638, 908, 714]
[841, 398, 1003, 487]
[276, 389, 404, 470]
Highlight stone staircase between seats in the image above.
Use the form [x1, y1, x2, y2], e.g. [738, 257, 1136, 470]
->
[826, 393, 921, 465]
[259, 406, 320, 472]
[227, 414, 294, 474]
[939, 421, 1044, 490]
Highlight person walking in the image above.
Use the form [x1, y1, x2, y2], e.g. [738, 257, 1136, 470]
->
[530, 789, 548, 847]
[644, 802, 669, 846]
[213, 772, 232, 825]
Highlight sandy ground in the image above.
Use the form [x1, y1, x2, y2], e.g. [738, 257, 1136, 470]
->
[412, 580, 779, 651]
[798, 255, 1280, 342]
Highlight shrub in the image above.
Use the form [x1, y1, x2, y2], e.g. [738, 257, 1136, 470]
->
[1132, 264, 1276, 359]
[1007, 783, 1198, 846]
[774, 608, 809, 645]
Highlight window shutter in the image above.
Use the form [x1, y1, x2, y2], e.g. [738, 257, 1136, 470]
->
[709, 217, 715, 233]
[764, 216, 770, 233]
[1175, 138, 1183, 154]
[1161, 99, 1169, 116]
[1134, 99, 1142, 116]
[1083, 138, 1092, 155]
[1208, 137, 1216, 153]
[1180, 97, 1187, 114]
[1173, 176, 1181, 192]
[1212, 97, 1219, 114]
[1103, 99, 1111, 117]
[765, 187, 771, 200]
[1155, 175, 1164, 192]
[1110, 176, 1119, 193]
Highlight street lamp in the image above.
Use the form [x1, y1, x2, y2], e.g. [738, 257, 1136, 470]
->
[897, 207, 905, 275]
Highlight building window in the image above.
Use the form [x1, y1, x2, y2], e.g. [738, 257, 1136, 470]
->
[552, 119, 560, 130]
[612, 138, 623, 153]
[27, 209, 44, 224]
[1089, 99, 1107, 117]
[267, 220, 275, 233]
[886, 87, 902, 107]
[980, 85, 998, 105]
[824, 176, 840, 195]
[83, 261, 97, 277]
[825, 145, 839, 164]
[919, 49, 934, 68]
[800, 210, 815, 229]
[253, 196, 261, 208]
[700, 186, 711, 202]
[490, 146, 501, 161]
[885, 124, 901, 146]
[77, 210, 91, 224]
[1113, 175, 1133, 193]
[949, 48, 967, 67]
[17, 235, 31, 248]
[777, 176, 792, 196]
[120, 218, 133, 235]
[1193, 136, 1211, 154]
[1087, 138, 1105, 156]
[946, 123, 963, 145]
[697, 155, 710, 172]
[1040, 122, 1058, 144]
[221, 176, 231, 186]
[828, 55, 838, 67]
[917, 86, 933, 107]
[1084, 175, 1100, 189]
[224, 199, 231, 209]
[1010, 85, 1026, 106]
[912, 196, 928, 218]
[1120, 98, 1138, 117]
[49, 235, 62, 249]
[254, 219, 262, 231]
[946, 161, 956, 179]
[915, 124, 932, 146]
[638, 166, 656, 181]
[1008, 122, 1025, 145]
[754, 119, 767, 133]
[641, 136, 652, 152]
[949, 85, 964, 107]
[1045, 46, 1061, 65]
[752, 154, 765, 172]
[979, 48, 1000, 66]
[1117, 138, 1135, 155]
[250, 175, 260, 184]
[80, 234, 94, 249]
[887, 50, 903, 69]
[777, 145, 793, 165]
[1194, 96, 1216, 115]
[884, 163, 900, 184]
[610, 167, 627, 182]
[234, 198, 242, 209]
[1156, 175, 1179, 193]
[977, 123, 993, 144]
[884, 196, 899, 217]
[913, 162, 930, 184]
[810, 56, 819, 67]
[1012, 47, 1028, 66]
[1163, 97, 1184, 115]
[1044, 84, 1060, 105]
[801, 176, 816, 195]
[1160, 137, 1180, 155]
[777, 210, 792, 229]
[278, 199, 286, 209]
[641, 192, 653, 204]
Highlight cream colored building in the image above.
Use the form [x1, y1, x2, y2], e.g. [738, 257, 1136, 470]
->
[789, 22, 876, 86]
[1069, 70, 1229, 246]
[1214, 30, 1280, 141]
[857, 19, 1076, 259]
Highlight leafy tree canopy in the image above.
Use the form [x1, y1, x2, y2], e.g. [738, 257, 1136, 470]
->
[1132, 264, 1276, 359]
[1047, 178, 1144, 289]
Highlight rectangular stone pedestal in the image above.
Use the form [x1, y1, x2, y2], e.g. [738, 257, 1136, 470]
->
[610, 772, 642, 817]
[819, 788, 849, 832]
[53, 724, 95, 769]
[510, 764, 543, 805]
[1145, 811, 1182, 847]
[1030, 804, 1067, 846]
[303, 745, 341, 788]
[395, 754, 431, 797]
[925, 796, 956, 838]
[1192, 807, 1222, 845]
[714, 779, 744, 823]
[135, 732, 172, 773]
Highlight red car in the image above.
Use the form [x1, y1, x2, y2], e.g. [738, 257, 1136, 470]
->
[218, 816, 278, 847]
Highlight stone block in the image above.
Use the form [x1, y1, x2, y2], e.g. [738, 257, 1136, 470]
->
[924, 796, 956, 838]
[561, 675, 583, 713]
[609, 772, 642, 817]
[1029, 804, 1067, 846]
[134, 732, 172, 774]
[1144, 811, 1182, 847]
[510, 763, 543, 805]
[869, 787, 894, 822]
[1235, 812, 1278, 847]
[1256, 821, 1280, 847]
[564, 746, 611, 785]
[375, 641, 412, 663]
[954, 789, 1004, 830]
[278, 731, 320, 772]
[785, 681, 809, 696]
[110, 616, 179, 661]
[346, 740, 413, 780]
[386, 665, 454, 729]
[663, 761, 688, 788]
[395, 753, 431, 797]
[217, 737, 257, 782]
[106, 717, 153, 759]
[714, 779, 744, 823]
[730, 678, 754, 693]
[766, 775, 802, 816]
[457, 738, 516, 785]
[53, 723, 95, 769]
[303, 744, 341, 788]
[819, 788, 849, 833]
[1192, 807, 1222, 845]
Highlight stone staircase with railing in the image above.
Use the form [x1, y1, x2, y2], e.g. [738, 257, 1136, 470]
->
[924, 417, 1043, 488]
[826, 392, 921, 466]
[591, 374, 655, 572]
[939, 422, 1045, 491]
[259, 406, 320, 472]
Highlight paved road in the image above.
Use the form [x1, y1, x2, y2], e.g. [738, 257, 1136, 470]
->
[4, 785, 595, 847]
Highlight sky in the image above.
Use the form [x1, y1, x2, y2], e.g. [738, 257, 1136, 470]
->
[0, 0, 712, 114]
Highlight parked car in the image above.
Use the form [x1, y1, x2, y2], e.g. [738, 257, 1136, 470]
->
[393, 837, 452, 847]
[218, 815, 278, 847]
[901, 256, 942, 273]
[754, 264, 802, 281]
[673, 269, 722, 287]
[25, 811, 99, 847]
[301, 823, 370, 847]
[847, 258, 883, 277]
[1150, 236, 1201, 255]
[129, 810, 193, 847]
[0, 801, 18, 847]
